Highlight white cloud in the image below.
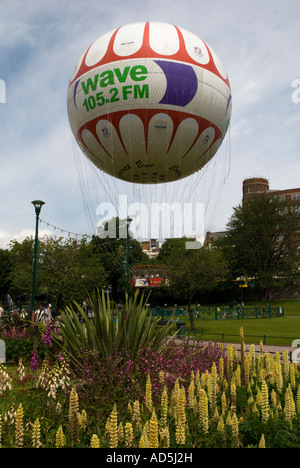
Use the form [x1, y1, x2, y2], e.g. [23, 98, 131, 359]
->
[0, 228, 53, 250]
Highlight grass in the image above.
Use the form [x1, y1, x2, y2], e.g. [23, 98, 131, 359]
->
[178, 299, 300, 347]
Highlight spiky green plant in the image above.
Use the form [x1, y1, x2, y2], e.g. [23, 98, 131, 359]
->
[51, 289, 175, 366]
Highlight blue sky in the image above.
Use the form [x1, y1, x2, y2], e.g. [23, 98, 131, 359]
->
[0, 0, 299, 248]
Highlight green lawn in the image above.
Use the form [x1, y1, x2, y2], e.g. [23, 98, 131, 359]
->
[183, 299, 300, 346]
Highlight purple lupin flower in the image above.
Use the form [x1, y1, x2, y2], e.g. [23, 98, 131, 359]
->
[30, 347, 39, 378]
[43, 324, 52, 348]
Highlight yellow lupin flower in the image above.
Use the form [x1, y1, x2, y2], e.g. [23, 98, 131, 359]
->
[132, 400, 141, 430]
[248, 344, 256, 375]
[125, 422, 134, 448]
[230, 382, 237, 411]
[109, 403, 118, 448]
[188, 377, 195, 410]
[145, 374, 153, 414]
[244, 355, 250, 386]
[287, 385, 296, 417]
[271, 389, 278, 408]
[256, 390, 263, 406]
[159, 370, 165, 386]
[173, 378, 180, 413]
[259, 434, 266, 448]
[275, 361, 283, 392]
[219, 356, 224, 381]
[90, 434, 100, 448]
[226, 344, 234, 382]
[149, 409, 159, 448]
[55, 425, 65, 448]
[69, 387, 80, 445]
[217, 415, 224, 433]
[211, 363, 218, 413]
[290, 363, 296, 389]
[139, 423, 149, 448]
[261, 380, 269, 423]
[297, 385, 300, 414]
[160, 386, 168, 427]
[221, 392, 227, 416]
[259, 340, 264, 355]
[139, 434, 145, 448]
[199, 389, 209, 433]
[175, 416, 186, 445]
[225, 411, 232, 426]
[284, 390, 292, 426]
[15, 403, 24, 449]
[78, 409, 87, 432]
[178, 387, 186, 426]
[32, 418, 41, 448]
[231, 412, 240, 448]
[252, 402, 259, 414]
[118, 422, 124, 443]
[160, 425, 170, 448]
[282, 350, 290, 383]
[235, 364, 241, 388]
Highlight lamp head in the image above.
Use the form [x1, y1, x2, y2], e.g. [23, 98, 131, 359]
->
[31, 200, 45, 215]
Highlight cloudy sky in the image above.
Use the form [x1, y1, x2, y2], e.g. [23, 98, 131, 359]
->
[0, 0, 299, 248]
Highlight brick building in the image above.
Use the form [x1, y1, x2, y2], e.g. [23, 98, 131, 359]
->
[241, 177, 300, 298]
[242, 177, 300, 234]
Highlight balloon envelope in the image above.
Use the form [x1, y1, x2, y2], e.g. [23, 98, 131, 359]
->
[67, 21, 232, 184]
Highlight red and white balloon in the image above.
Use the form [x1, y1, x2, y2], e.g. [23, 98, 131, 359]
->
[67, 21, 232, 184]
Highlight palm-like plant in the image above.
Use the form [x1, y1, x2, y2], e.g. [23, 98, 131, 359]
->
[51, 289, 174, 366]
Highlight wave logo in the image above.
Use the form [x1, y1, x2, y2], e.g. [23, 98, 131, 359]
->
[291, 339, 300, 364]
[0, 79, 6, 103]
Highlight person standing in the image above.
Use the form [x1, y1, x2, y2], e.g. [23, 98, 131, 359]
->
[35, 305, 44, 323]
[44, 304, 52, 323]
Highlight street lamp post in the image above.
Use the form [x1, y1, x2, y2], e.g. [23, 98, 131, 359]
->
[31, 200, 45, 321]
[126, 217, 132, 295]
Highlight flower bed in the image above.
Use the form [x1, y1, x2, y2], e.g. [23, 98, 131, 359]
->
[0, 334, 299, 448]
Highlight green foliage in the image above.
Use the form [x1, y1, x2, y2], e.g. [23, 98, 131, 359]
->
[223, 195, 300, 298]
[8, 236, 108, 310]
[0, 248, 12, 299]
[51, 290, 175, 365]
[90, 228, 148, 296]
[3, 337, 46, 364]
[157, 238, 228, 329]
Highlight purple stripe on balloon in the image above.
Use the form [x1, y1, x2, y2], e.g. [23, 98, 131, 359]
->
[154, 60, 198, 107]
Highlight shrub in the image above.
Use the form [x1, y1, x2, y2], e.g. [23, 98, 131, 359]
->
[50, 290, 174, 366]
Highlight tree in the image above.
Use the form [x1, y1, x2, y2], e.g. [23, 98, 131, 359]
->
[0, 248, 13, 300]
[157, 238, 228, 330]
[223, 195, 300, 300]
[40, 237, 107, 310]
[90, 217, 148, 298]
[8, 236, 107, 311]
[9, 238, 35, 296]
